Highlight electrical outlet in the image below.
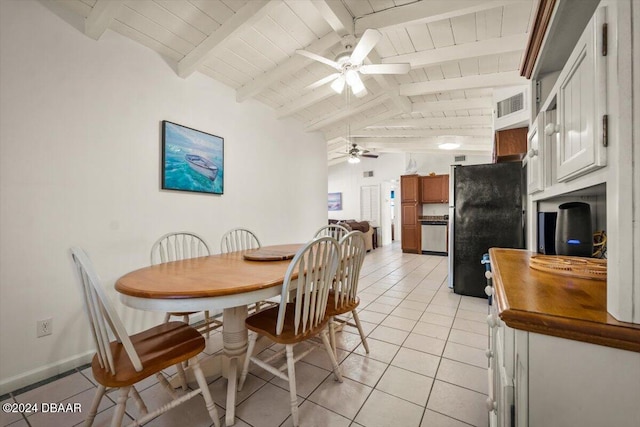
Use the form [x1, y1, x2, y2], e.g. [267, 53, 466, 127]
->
[37, 318, 52, 337]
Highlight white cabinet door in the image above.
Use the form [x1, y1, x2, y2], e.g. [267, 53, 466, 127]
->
[556, 7, 607, 182]
[527, 114, 543, 194]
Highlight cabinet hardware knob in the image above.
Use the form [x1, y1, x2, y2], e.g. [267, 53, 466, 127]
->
[528, 148, 538, 158]
[486, 314, 498, 328]
[544, 122, 560, 135]
[486, 398, 497, 412]
[485, 285, 493, 296]
[484, 271, 493, 279]
[485, 349, 494, 358]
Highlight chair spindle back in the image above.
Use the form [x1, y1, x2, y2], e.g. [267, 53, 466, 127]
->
[335, 231, 366, 309]
[314, 224, 350, 241]
[220, 228, 261, 253]
[276, 237, 340, 336]
[150, 232, 210, 265]
[70, 247, 142, 375]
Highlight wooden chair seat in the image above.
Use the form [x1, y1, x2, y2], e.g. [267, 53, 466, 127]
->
[71, 247, 220, 427]
[245, 304, 330, 345]
[92, 322, 204, 388]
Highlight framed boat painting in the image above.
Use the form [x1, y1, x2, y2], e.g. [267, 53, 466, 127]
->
[328, 192, 342, 211]
[161, 120, 224, 195]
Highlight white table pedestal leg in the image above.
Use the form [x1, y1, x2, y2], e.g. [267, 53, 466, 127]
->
[222, 305, 248, 426]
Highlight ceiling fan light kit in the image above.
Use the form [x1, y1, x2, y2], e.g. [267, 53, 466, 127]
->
[297, 29, 409, 98]
[331, 76, 346, 94]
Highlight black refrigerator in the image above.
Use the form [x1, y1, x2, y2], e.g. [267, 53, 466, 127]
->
[447, 162, 525, 297]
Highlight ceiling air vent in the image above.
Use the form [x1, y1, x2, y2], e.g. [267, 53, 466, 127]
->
[497, 92, 524, 118]
[454, 155, 466, 162]
[363, 171, 374, 178]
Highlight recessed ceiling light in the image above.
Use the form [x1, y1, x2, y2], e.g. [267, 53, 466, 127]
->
[439, 142, 460, 150]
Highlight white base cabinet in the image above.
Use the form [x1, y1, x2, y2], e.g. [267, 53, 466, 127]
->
[488, 303, 640, 427]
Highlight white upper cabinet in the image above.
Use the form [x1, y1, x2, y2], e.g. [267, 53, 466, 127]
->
[527, 113, 543, 194]
[555, 7, 607, 182]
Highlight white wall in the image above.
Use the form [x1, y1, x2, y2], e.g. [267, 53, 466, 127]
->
[327, 154, 404, 221]
[0, 0, 327, 393]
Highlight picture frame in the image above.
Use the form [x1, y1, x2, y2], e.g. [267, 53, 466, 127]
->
[161, 120, 224, 195]
[328, 192, 342, 211]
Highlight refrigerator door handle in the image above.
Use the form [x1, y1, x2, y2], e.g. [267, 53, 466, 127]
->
[448, 206, 455, 289]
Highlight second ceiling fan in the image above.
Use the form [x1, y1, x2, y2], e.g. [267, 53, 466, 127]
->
[296, 29, 411, 97]
[344, 143, 378, 164]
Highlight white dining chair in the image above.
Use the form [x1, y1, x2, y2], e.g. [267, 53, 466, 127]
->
[220, 227, 274, 312]
[314, 224, 350, 241]
[150, 232, 218, 336]
[327, 230, 369, 357]
[70, 247, 221, 427]
[237, 236, 343, 427]
[220, 228, 261, 253]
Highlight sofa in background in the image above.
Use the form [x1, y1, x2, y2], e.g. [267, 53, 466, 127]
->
[329, 219, 374, 251]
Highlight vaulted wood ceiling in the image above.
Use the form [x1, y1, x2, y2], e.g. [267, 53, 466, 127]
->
[58, 0, 535, 165]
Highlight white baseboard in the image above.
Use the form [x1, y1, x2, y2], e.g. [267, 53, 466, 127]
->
[0, 350, 94, 395]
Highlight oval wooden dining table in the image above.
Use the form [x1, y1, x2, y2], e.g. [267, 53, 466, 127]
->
[115, 244, 303, 426]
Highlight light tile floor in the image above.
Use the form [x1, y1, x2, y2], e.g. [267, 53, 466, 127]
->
[1, 243, 491, 427]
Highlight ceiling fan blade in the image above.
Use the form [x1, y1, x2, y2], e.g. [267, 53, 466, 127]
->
[306, 73, 340, 90]
[350, 29, 382, 65]
[359, 63, 411, 75]
[361, 153, 379, 158]
[295, 50, 341, 70]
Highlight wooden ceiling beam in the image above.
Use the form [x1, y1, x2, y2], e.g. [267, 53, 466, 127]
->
[84, 0, 125, 40]
[411, 98, 493, 113]
[324, 108, 404, 142]
[355, 0, 525, 33]
[365, 50, 412, 114]
[352, 128, 493, 138]
[399, 71, 526, 96]
[371, 115, 492, 127]
[382, 33, 527, 69]
[357, 137, 491, 150]
[305, 93, 389, 131]
[178, 0, 274, 78]
[312, 0, 354, 36]
[236, 32, 341, 102]
[276, 85, 336, 119]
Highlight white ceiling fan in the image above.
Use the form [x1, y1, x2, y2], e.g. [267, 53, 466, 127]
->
[296, 29, 411, 98]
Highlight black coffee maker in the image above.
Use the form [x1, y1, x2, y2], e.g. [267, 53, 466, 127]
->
[555, 202, 593, 257]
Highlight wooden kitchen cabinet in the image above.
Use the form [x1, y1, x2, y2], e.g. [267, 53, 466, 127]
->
[401, 223, 420, 253]
[420, 174, 449, 203]
[401, 175, 421, 253]
[493, 127, 528, 163]
[400, 174, 420, 202]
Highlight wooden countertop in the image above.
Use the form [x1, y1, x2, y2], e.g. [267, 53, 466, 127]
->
[489, 248, 640, 353]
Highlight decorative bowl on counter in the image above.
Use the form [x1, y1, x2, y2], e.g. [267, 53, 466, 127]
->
[529, 254, 607, 281]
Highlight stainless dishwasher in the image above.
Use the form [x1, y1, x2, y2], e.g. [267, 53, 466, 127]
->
[421, 216, 448, 255]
